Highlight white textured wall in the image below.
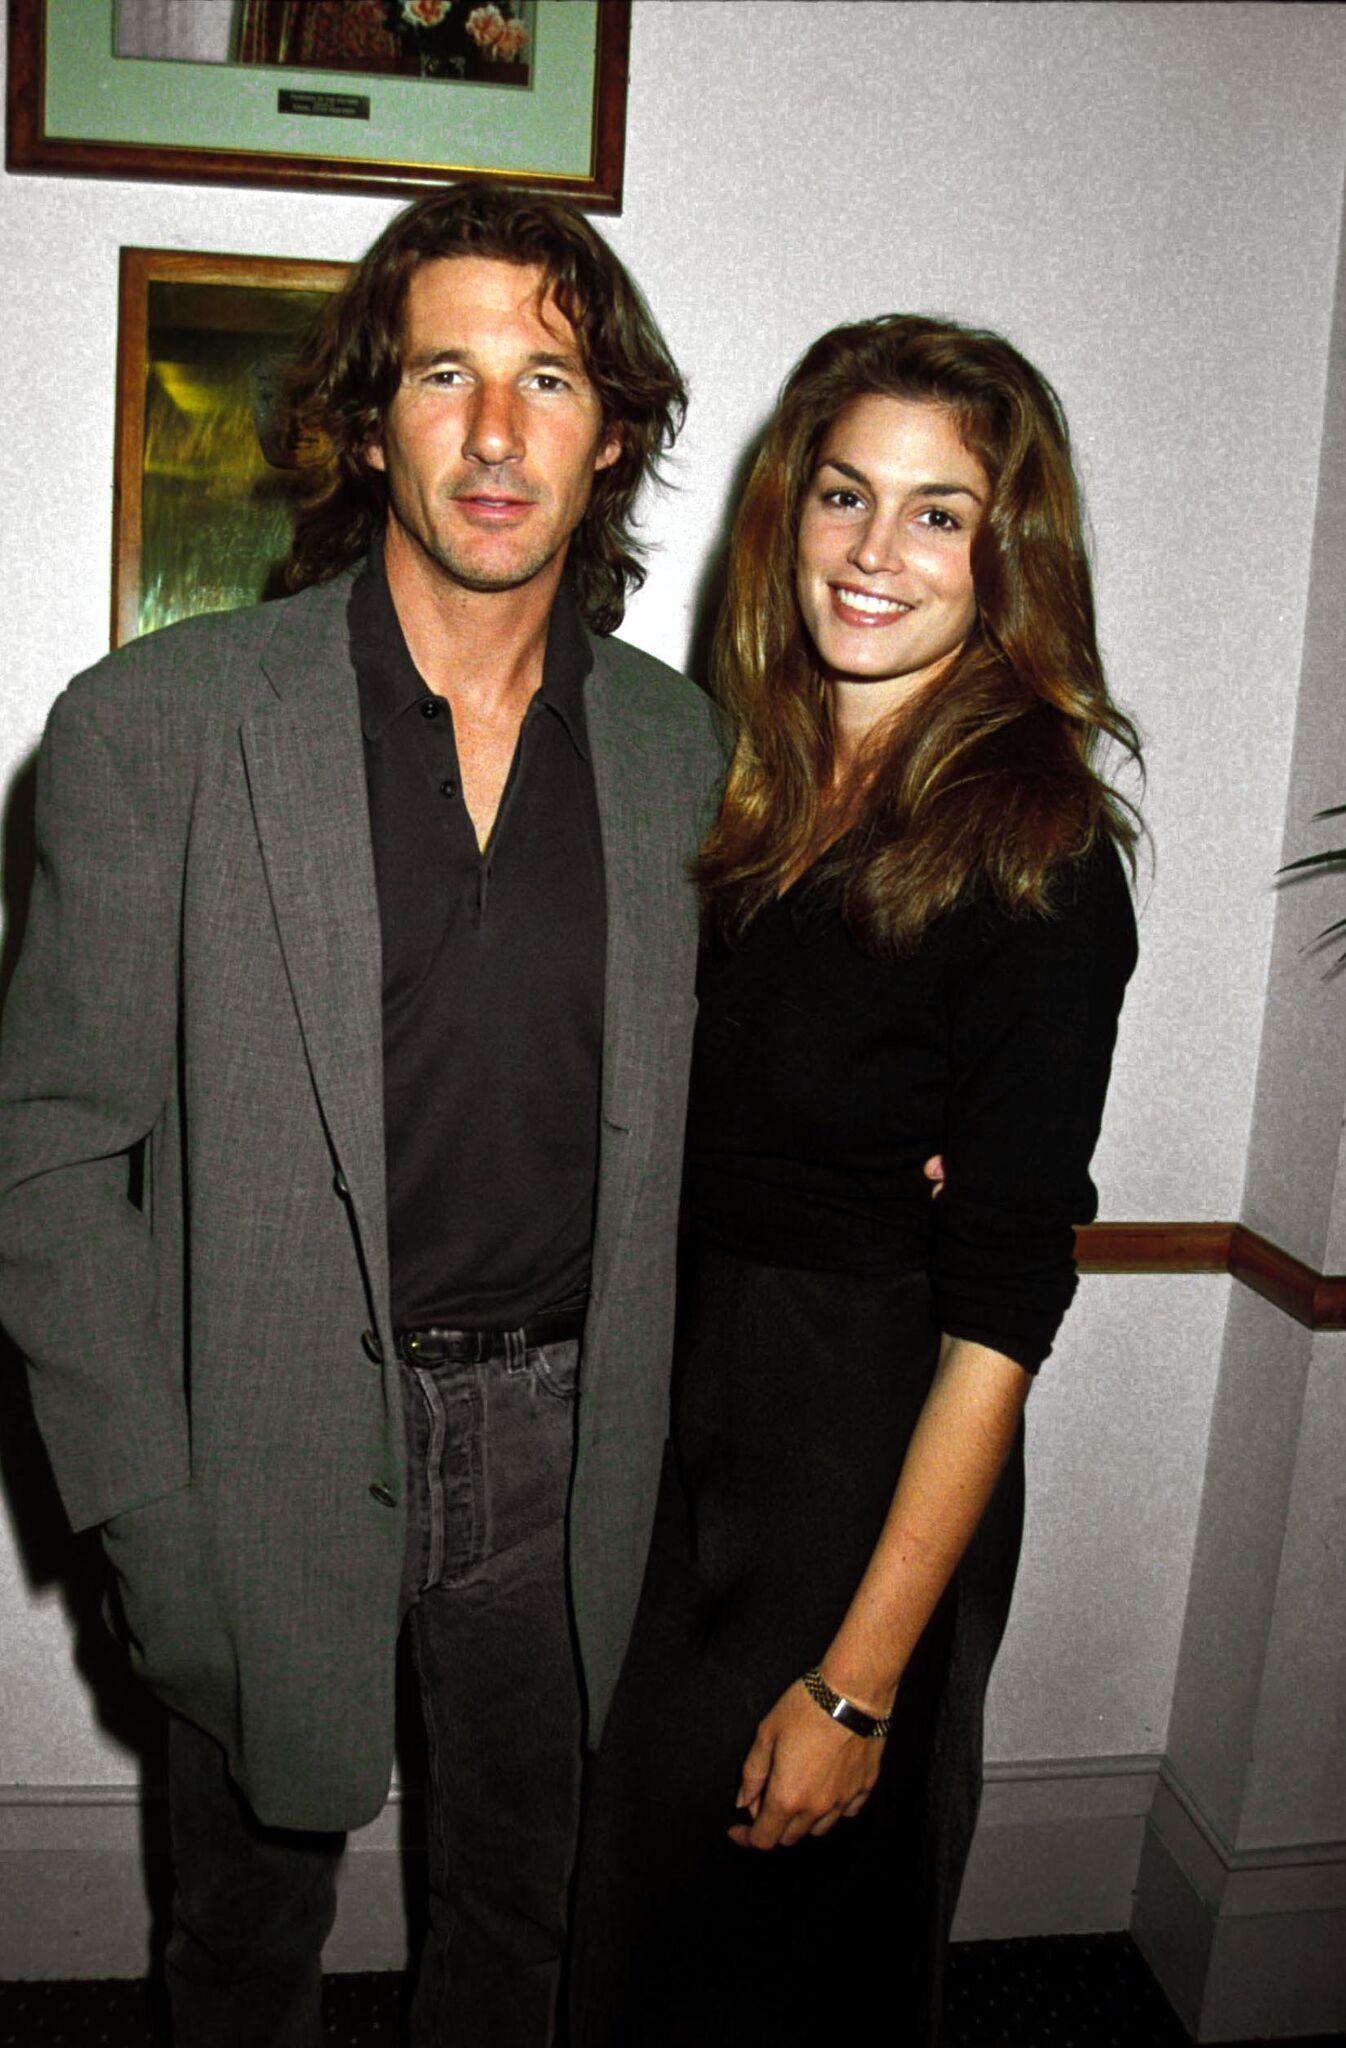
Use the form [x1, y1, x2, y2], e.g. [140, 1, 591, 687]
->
[1160, 183, 1346, 1865]
[2, 0, 1345, 1799]
[1241, 147, 1346, 1270]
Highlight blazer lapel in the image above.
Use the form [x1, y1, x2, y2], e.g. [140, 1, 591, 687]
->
[586, 648, 655, 1265]
[240, 579, 390, 1328]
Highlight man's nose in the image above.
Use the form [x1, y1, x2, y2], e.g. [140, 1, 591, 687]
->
[463, 381, 523, 467]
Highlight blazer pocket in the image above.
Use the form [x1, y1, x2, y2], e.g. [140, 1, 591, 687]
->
[101, 1486, 206, 1679]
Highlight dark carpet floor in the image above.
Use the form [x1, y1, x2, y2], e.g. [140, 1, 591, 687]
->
[1, 1936, 1343, 2047]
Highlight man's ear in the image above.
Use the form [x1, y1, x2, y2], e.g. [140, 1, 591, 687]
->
[595, 424, 622, 474]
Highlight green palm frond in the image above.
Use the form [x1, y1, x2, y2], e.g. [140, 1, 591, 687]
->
[1279, 848, 1346, 875]
[1279, 806, 1346, 967]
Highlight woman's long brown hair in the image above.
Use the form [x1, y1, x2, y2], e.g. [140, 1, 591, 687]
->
[696, 315, 1142, 953]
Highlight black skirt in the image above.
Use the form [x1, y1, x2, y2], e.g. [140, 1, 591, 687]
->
[569, 1232, 1025, 2048]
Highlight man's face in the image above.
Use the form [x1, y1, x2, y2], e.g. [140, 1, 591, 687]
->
[366, 256, 621, 600]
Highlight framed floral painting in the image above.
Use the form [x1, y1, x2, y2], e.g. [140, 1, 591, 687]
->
[8, 0, 629, 210]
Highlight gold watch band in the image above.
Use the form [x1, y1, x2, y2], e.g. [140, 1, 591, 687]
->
[801, 1665, 891, 1739]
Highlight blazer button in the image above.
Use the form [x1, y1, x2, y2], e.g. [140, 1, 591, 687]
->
[334, 1170, 350, 1199]
[369, 1482, 397, 1509]
[361, 1329, 383, 1364]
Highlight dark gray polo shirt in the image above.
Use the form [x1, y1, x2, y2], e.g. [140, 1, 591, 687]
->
[349, 549, 606, 1331]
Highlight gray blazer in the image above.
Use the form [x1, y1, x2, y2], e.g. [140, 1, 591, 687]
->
[0, 571, 721, 1831]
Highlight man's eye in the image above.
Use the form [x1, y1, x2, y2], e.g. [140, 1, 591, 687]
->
[530, 374, 569, 392]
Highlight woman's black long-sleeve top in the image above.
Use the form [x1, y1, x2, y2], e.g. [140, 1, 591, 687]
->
[682, 839, 1137, 1373]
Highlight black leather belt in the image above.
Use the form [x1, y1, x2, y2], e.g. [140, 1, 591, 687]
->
[395, 1294, 587, 1366]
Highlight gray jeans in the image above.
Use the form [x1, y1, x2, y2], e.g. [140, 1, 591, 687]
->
[399, 1334, 585, 2048]
[164, 1334, 584, 2048]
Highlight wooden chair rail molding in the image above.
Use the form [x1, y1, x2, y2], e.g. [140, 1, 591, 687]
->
[1075, 1222, 1346, 1331]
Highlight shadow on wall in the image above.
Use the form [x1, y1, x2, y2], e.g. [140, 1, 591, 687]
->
[683, 418, 771, 696]
[0, 1342, 174, 1988]
[0, 747, 173, 1981]
[0, 750, 37, 1015]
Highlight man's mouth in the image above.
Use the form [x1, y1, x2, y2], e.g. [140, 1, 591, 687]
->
[453, 489, 537, 522]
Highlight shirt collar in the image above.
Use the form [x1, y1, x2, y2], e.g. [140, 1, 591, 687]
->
[349, 543, 593, 758]
[536, 576, 594, 761]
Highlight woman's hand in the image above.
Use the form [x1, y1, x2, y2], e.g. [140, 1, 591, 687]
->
[727, 1339, 1030, 1855]
[727, 1679, 886, 1849]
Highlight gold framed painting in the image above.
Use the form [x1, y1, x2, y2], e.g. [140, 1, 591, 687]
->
[9, 1, 629, 210]
[112, 245, 352, 649]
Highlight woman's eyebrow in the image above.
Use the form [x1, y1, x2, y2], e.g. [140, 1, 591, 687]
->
[916, 481, 985, 503]
[818, 457, 984, 505]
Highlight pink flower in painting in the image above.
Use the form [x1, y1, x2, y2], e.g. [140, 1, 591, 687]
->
[465, 5, 507, 52]
[402, 0, 452, 28]
[496, 17, 528, 59]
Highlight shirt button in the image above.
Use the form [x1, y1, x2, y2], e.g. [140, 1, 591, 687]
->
[420, 698, 440, 719]
[361, 1329, 383, 1364]
[439, 779, 456, 797]
[369, 1483, 397, 1509]
[333, 1170, 349, 1199]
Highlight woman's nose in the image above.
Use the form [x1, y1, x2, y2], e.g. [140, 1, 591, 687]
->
[848, 510, 903, 575]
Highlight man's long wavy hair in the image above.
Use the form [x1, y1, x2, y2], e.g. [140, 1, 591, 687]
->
[696, 315, 1142, 954]
[279, 181, 686, 634]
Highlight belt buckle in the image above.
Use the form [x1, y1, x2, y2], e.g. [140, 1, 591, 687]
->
[401, 1326, 460, 1365]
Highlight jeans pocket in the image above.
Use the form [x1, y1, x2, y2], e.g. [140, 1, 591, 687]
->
[530, 1337, 579, 1404]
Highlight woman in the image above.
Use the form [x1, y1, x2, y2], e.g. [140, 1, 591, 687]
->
[570, 316, 1140, 2046]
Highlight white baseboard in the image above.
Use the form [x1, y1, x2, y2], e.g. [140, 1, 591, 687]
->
[1133, 1766, 1346, 2042]
[0, 1783, 161, 1981]
[953, 1752, 1158, 1941]
[0, 1756, 1160, 1980]
[0, 1781, 419, 1978]
[13, 1759, 1337, 2043]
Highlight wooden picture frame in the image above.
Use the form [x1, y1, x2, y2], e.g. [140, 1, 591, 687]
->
[8, 0, 629, 211]
[112, 245, 351, 649]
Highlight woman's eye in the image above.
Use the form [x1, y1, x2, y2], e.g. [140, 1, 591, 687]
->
[916, 506, 960, 531]
[823, 488, 865, 511]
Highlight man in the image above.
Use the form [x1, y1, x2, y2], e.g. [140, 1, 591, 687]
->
[0, 183, 720, 2047]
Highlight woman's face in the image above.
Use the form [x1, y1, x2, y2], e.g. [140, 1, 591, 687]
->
[795, 394, 988, 705]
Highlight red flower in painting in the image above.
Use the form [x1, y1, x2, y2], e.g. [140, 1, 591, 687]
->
[402, 0, 452, 28]
[465, 5, 507, 51]
[465, 4, 527, 57]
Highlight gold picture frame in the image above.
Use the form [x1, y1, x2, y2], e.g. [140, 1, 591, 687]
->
[10, 1, 629, 211]
[112, 246, 351, 649]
